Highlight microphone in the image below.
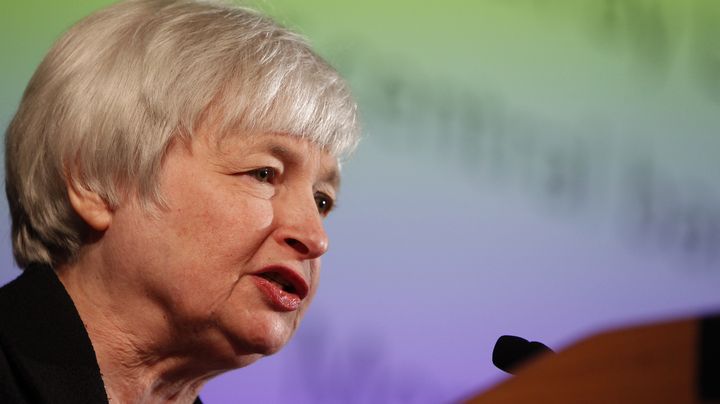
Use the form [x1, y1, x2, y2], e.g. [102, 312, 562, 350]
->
[492, 335, 554, 375]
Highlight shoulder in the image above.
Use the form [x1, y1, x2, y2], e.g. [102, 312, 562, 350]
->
[0, 341, 30, 403]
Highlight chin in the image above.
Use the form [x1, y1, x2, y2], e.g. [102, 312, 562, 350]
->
[229, 314, 298, 358]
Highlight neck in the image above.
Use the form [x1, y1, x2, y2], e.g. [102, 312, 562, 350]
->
[56, 252, 219, 404]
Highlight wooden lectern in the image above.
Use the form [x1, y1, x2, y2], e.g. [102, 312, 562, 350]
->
[465, 315, 719, 403]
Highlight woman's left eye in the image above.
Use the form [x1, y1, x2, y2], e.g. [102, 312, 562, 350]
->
[314, 192, 334, 216]
[249, 167, 276, 183]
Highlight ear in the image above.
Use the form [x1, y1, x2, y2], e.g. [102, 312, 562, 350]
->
[67, 180, 113, 232]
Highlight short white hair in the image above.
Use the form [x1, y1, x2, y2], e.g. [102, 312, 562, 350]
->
[5, 0, 360, 267]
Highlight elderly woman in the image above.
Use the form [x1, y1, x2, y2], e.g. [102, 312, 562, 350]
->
[0, 0, 359, 402]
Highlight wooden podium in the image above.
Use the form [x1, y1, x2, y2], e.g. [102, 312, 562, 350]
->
[465, 316, 719, 403]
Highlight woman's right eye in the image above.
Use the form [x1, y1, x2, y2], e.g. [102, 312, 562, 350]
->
[249, 167, 276, 183]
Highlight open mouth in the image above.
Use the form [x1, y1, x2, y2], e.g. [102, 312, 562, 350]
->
[254, 268, 309, 300]
[258, 272, 297, 295]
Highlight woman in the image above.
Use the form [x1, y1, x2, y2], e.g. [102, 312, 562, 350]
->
[0, 0, 359, 402]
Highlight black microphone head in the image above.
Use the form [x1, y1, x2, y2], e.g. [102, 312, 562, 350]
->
[492, 335, 553, 375]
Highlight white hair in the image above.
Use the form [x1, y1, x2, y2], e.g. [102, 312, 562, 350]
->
[5, 0, 360, 267]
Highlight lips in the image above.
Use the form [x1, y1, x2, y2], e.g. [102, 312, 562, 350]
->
[251, 266, 309, 312]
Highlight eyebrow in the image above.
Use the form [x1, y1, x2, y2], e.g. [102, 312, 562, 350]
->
[268, 144, 341, 190]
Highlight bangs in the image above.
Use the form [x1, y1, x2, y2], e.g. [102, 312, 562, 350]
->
[206, 43, 360, 160]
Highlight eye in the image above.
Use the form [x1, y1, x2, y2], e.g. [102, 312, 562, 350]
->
[249, 167, 276, 183]
[314, 192, 334, 216]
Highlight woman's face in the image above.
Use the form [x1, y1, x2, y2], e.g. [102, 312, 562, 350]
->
[100, 128, 339, 367]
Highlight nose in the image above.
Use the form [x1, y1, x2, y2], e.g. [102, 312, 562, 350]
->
[274, 192, 329, 260]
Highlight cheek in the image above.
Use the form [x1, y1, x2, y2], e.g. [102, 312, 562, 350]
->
[154, 186, 276, 302]
[145, 197, 276, 327]
[248, 198, 274, 230]
[174, 186, 275, 252]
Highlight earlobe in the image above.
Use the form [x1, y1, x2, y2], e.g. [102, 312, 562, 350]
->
[66, 180, 112, 232]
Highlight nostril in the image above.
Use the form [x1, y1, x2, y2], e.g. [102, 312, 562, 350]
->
[285, 238, 309, 255]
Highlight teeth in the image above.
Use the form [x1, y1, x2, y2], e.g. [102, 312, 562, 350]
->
[260, 272, 295, 292]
